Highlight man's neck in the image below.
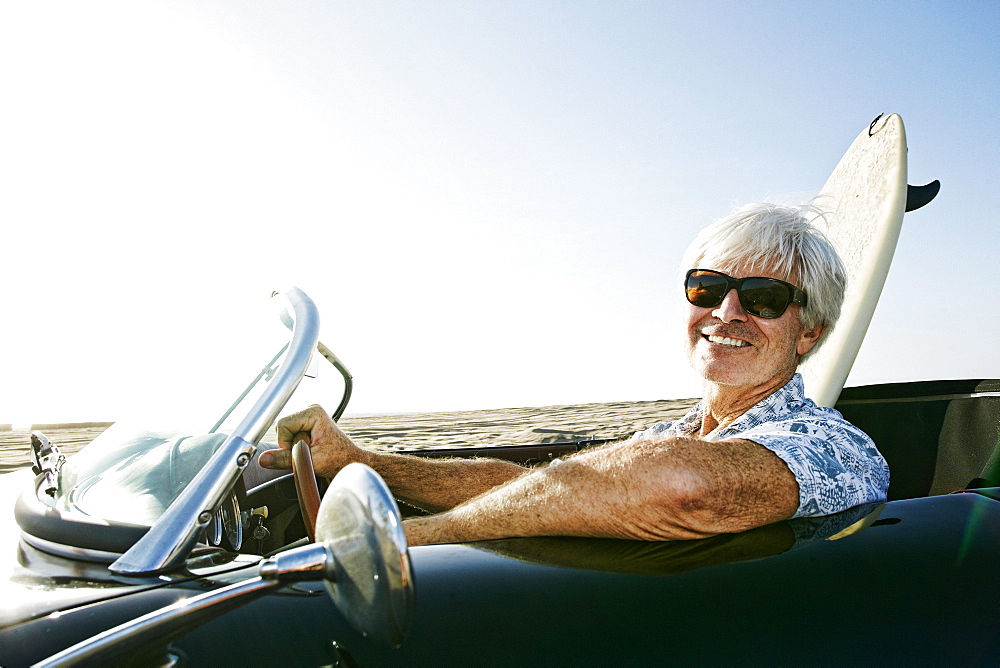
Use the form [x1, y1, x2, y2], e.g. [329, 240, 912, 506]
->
[699, 373, 795, 437]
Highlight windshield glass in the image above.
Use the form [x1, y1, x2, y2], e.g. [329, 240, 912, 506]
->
[53, 293, 348, 527]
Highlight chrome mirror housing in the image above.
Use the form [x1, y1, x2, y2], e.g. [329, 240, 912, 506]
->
[318, 463, 415, 647]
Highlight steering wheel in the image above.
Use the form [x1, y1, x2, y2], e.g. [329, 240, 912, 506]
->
[291, 440, 321, 542]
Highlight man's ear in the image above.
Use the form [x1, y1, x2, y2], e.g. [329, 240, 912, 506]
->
[797, 323, 826, 356]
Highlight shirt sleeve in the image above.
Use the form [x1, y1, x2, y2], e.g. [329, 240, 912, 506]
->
[738, 417, 890, 518]
[627, 421, 679, 443]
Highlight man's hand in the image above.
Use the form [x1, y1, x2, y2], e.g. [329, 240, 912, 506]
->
[258, 404, 369, 477]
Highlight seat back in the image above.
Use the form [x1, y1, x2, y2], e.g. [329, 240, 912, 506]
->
[834, 379, 1000, 500]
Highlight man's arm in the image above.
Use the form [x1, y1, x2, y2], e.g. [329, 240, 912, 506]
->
[258, 405, 526, 512]
[350, 451, 527, 513]
[260, 405, 800, 544]
[402, 436, 800, 545]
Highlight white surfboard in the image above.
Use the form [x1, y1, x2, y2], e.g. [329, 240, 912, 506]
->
[799, 114, 908, 408]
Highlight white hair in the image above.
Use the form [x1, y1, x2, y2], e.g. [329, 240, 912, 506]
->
[682, 202, 846, 350]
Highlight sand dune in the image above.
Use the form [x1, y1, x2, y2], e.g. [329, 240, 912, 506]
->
[341, 399, 698, 450]
[0, 398, 699, 474]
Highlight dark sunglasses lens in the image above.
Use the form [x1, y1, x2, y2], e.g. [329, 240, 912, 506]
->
[739, 278, 792, 318]
[685, 271, 729, 307]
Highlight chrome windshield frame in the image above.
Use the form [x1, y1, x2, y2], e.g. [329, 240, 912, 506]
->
[110, 287, 320, 576]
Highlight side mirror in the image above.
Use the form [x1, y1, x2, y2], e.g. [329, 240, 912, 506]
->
[317, 462, 415, 647]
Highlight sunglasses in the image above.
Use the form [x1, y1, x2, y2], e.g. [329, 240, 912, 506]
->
[685, 269, 808, 319]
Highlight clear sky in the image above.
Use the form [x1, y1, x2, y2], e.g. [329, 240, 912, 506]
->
[1, 1, 998, 424]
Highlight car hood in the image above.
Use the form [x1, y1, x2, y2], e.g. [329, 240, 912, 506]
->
[1, 469, 253, 629]
[0, 469, 143, 626]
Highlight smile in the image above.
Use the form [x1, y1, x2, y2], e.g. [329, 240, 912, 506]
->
[706, 335, 750, 348]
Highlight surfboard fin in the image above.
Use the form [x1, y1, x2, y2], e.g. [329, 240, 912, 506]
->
[905, 180, 940, 212]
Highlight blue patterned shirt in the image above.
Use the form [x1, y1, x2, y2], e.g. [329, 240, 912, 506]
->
[628, 374, 890, 518]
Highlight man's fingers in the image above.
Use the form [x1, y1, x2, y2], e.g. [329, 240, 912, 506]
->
[277, 422, 312, 448]
[259, 448, 292, 470]
[272, 405, 358, 478]
[276, 405, 327, 448]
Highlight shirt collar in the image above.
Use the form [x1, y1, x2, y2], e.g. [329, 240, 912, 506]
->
[677, 374, 807, 440]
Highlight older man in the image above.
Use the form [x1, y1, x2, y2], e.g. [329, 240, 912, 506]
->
[260, 203, 889, 545]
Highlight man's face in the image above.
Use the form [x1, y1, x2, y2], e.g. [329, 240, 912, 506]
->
[686, 267, 824, 390]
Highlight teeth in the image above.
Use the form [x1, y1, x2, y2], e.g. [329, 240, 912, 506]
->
[707, 335, 748, 348]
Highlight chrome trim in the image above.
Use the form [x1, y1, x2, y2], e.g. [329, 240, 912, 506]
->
[21, 531, 122, 564]
[37, 577, 282, 667]
[39, 543, 336, 667]
[258, 541, 336, 581]
[30, 431, 65, 496]
[110, 288, 320, 575]
[209, 343, 289, 434]
[317, 340, 354, 420]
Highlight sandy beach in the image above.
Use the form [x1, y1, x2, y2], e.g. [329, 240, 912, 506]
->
[0, 398, 698, 475]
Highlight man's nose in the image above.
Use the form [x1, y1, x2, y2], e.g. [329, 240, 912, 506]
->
[712, 289, 747, 322]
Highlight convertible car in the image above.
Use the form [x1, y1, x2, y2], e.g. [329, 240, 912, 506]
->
[2, 286, 998, 666]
